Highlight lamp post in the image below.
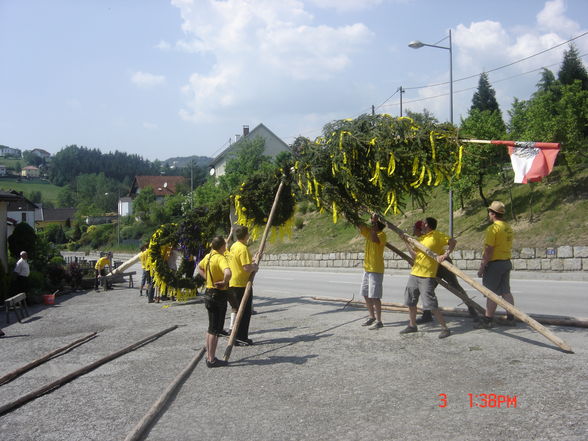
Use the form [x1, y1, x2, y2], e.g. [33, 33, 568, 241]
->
[409, 29, 454, 237]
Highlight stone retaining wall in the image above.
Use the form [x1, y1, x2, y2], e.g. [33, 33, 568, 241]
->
[263, 246, 588, 272]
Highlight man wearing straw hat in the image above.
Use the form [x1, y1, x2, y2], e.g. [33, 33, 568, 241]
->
[476, 201, 515, 328]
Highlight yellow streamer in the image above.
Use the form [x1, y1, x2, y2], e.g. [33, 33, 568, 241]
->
[387, 153, 396, 176]
[332, 201, 338, 224]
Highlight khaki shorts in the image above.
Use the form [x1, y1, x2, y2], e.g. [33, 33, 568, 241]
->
[404, 275, 439, 310]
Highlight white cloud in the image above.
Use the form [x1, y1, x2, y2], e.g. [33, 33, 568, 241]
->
[537, 0, 580, 34]
[410, 0, 585, 123]
[172, 0, 374, 122]
[131, 71, 166, 88]
[308, 0, 385, 12]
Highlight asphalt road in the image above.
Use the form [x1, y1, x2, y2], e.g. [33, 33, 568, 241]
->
[255, 267, 588, 318]
[0, 262, 586, 441]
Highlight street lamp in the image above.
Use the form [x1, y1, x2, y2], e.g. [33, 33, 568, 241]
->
[409, 29, 454, 236]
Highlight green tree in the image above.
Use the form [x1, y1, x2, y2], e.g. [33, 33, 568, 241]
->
[457, 109, 507, 207]
[132, 187, 156, 219]
[470, 73, 500, 112]
[558, 43, 588, 90]
[8, 222, 37, 259]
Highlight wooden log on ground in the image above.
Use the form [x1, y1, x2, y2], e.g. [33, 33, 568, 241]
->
[0, 325, 178, 417]
[384, 242, 485, 316]
[378, 214, 574, 353]
[224, 179, 286, 361]
[124, 347, 206, 441]
[309, 296, 588, 327]
[0, 332, 97, 386]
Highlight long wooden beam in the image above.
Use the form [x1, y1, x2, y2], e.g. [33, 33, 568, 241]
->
[224, 179, 286, 361]
[377, 214, 574, 353]
[0, 332, 97, 386]
[124, 347, 206, 441]
[309, 296, 588, 328]
[0, 326, 178, 417]
[384, 242, 485, 316]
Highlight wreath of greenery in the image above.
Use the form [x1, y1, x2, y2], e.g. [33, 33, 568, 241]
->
[233, 168, 296, 240]
[292, 114, 462, 225]
[145, 203, 232, 301]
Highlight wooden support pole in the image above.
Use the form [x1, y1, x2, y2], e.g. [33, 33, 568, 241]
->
[224, 179, 286, 361]
[124, 347, 206, 441]
[0, 325, 178, 417]
[384, 242, 485, 316]
[108, 252, 143, 277]
[0, 332, 97, 386]
[377, 214, 574, 353]
[309, 296, 588, 327]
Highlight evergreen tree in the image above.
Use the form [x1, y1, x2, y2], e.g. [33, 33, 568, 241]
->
[558, 43, 588, 90]
[470, 73, 500, 112]
[535, 68, 558, 95]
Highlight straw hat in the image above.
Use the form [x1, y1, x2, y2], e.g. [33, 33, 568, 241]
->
[488, 201, 506, 214]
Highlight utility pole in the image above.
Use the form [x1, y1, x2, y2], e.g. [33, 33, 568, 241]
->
[399, 86, 405, 116]
[371, 105, 375, 116]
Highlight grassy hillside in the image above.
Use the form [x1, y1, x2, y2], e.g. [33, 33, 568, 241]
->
[264, 166, 588, 253]
[0, 178, 62, 204]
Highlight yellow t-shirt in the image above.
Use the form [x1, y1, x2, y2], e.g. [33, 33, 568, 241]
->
[139, 251, 149, 269]
[360, 226, 386, 273]
[95, 256, 111, 270]
[484, 220, 513, 261]
[228, 241, 253, 288]
[411, 230, 450, 278]
[198, 251, 230, 290]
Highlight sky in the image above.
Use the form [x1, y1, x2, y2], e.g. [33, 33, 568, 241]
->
[1, 0, 587, 162]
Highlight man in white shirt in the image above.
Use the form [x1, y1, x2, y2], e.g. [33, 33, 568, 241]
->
[13, 251, 30, 294]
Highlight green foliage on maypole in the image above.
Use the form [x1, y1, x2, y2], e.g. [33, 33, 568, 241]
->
[292, 113, 463, 225]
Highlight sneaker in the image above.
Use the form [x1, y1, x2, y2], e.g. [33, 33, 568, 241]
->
[368, 321, 383, 330]
[438, 328, 451, 339]
[206, 358, 228, 368]
[0, 330, 5, 338]
[362, 317, 376, 327]
[400, 325, 418, 334]
[416, 315, 433, 325]
[217, 329, 230, 337]
[473, 318, 494, 329]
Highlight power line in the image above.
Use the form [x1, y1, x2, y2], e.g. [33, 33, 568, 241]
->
[401, 30, 588, 92]
[378, 53, 588, 110]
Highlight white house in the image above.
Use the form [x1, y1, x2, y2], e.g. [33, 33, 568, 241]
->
[0, 165, 7, 176]
[6, 191, 37, 229]
[209, 124, 290, 177]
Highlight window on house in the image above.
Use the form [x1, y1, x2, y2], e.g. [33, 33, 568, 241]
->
[21, 212, 27, 223]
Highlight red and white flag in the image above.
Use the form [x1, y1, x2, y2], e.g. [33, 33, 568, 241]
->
[506, 142, 560, 184]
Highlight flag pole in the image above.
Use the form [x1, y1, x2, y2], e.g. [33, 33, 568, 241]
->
[460, 139, 561, 149]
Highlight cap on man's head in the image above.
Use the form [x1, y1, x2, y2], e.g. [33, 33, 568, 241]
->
[20, 251, 27, 257]
[488, 201, 506, 214]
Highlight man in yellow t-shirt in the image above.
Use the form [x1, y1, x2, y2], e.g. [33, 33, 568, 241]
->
[401, 217, 454, 339]
[476, 201, 515, 328]
[359, 214, 387, 330]
[94, 252, 112, 291]
[197, 236, 231, 368]
[227, 226, 259, 346]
